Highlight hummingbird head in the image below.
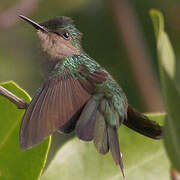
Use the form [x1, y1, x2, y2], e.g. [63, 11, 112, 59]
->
[19, 15, 82, 60]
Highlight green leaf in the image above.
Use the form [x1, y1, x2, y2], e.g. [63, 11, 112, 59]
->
[0, 81, 51, 180]
[43, 132, 74, 172]
[41, 114, 170, 180]
[150, 9, 180, 171]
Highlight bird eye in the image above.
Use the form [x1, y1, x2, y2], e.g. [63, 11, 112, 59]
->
[62, 32, 70, 39]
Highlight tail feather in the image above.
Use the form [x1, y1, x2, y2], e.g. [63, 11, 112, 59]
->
[98, 97, 125, 177]
[93, 111, 109, 154]
[57, 107, 84, 134]
[107, 125, 125, 177]
[100, 99, 119, 128]
[75, 97, 100, 141]
[124, 105, 163, 139]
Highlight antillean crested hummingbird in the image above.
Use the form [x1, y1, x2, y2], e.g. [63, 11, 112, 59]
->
[19, 15, 162, 177]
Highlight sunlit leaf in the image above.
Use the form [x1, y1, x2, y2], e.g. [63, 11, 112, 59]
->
[150, 9, 180, 172]
[0, 81, 51, 180]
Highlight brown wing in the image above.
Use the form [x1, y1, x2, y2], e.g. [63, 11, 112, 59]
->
[58, 66, 108, 134]
[20, 68, 91, 150]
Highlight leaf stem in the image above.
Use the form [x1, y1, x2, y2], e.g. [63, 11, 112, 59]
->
[0, 85, 28, 109]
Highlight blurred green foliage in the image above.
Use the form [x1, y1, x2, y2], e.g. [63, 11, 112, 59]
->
[1, 0, 179, 111]
[150, 9, 180, 172]
[1, 0, 180, 179]
[0, 81, 51, 179]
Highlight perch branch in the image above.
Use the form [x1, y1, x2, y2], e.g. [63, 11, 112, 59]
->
[0, 86, 28, 109]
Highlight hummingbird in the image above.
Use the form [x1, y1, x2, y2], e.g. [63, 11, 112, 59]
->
[19, 15, 162, 177]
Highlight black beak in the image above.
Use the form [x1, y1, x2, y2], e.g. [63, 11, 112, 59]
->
[19, 15, 48, 32]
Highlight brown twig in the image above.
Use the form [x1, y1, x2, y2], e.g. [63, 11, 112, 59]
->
[0, 86, 28, 109]
[108, 0, 164, 112]
[171, 169, 180, 180]
[0, 0, 39, 28]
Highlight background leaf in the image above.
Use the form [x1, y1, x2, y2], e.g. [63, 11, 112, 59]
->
[41, 114, 170, 180]
[0, 81, 51, 180]
[150, 9, 180, 172]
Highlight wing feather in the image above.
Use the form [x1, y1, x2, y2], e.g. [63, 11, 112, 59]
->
[20, 68, 91, 150]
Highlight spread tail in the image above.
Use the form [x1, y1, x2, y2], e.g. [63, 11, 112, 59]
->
[124, 105, 163, 139]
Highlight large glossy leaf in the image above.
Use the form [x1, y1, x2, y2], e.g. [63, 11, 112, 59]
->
[0, 81, 51, 180]
[150, 9, 180, 171]
[41, 114, 170, 180]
